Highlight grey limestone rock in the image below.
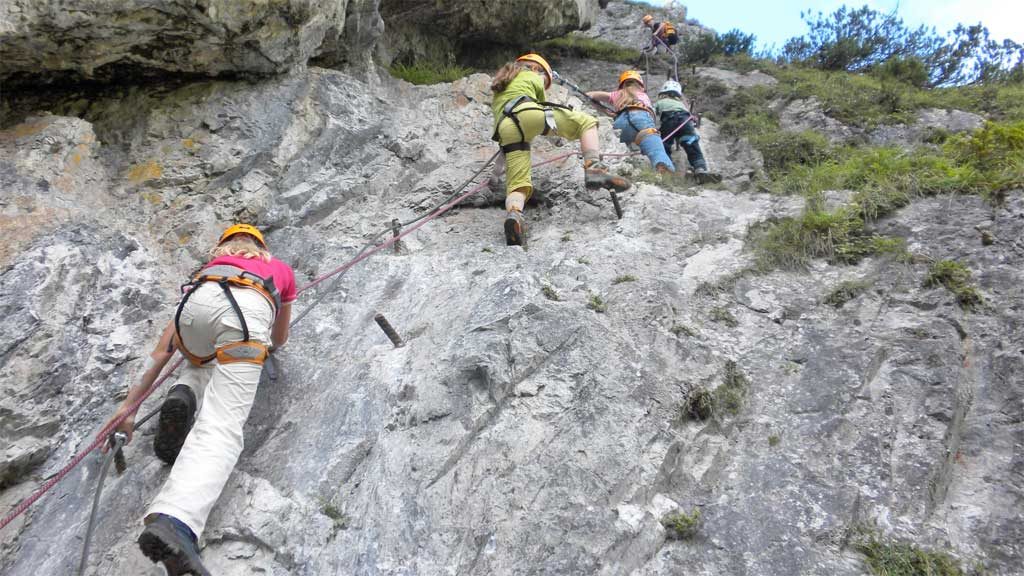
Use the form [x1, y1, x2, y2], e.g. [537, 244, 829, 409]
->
[0, 0, 381, 86]
[1, 10, 1022, 576]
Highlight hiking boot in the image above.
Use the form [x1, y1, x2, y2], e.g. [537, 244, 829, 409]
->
[138, 514, 211, 576]
[504, 210, 525, 246]
[153, 384, 196, 466]
[584, 161, 631, 192]
[693, 168, 722, 184]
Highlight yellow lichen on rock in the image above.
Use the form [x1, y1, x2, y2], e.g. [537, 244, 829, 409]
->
[127, 160, 163, 183]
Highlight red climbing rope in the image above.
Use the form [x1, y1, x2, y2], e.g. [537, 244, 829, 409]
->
[0, 149, 581, 533]
[0, 357, 185, 532]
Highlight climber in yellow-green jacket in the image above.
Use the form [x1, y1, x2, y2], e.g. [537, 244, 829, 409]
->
[490, 53, 631, 246]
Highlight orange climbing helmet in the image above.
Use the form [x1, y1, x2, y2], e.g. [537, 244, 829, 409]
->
[618, 70, 644, 89]
[516, 53, 553, 88]
[219, 223, 267, 248]
[642, 15, 654, 25]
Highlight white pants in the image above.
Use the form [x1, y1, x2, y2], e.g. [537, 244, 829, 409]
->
[146, 282, 273, 538]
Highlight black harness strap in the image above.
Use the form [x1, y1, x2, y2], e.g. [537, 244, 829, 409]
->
[217, 279, 250, 342]
[493, 96, 574, 154]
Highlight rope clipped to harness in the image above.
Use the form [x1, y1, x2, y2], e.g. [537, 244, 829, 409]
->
[492, 95, 574, 154]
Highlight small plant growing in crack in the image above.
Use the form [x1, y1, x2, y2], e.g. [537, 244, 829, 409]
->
[709, 306, 739, 327]
[768, 433, 781, 447]
[671, 323, 696, 337]
[321, 503, 349, 537]
[542, 285, 561, 301]
[824, 279, 871, 308]
[577, 257, 591, 265]
[683, 387, 715, 420]
[561, 232, 572, 242]
[662, 508, 701, 540]
[924, 259, 983, 311]
[612, 274, 638, 284]
[481, 247, 494, 253]
[587, 293, 607, 313]
[682, 361, 750, 421]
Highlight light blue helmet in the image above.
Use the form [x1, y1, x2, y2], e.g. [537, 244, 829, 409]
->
[659, 80, 683, 97]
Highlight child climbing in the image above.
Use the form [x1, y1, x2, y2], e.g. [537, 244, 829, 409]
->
[654, 80, 720, 183]
[490, 53, 631, 246]
[587, 70, 675, 175]
[642, 14, 679, 53]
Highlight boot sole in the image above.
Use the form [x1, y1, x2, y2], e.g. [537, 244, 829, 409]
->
[504, 218, 523, 246]
[138, 522, 211, 576]
[586, 178, 632, 193]
[153, 395, 193, 466]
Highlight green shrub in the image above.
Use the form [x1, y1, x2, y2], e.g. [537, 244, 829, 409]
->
[587, 293, 607, 313]
[709, 306, 739, 327]
[716, 360, 749, 414]
[684, 388, 715, 420]
[662, 508, 702, 540]
[542, 285, 561, 302]
[612, 274, 638, 284]
[824, 279, 872, 308]
[670, 323, 696, 337]
[389, 62, 473, 85]
[924, 260, 983, 310]
[537, 34, 641, 64]
[855, 532, 964, 576]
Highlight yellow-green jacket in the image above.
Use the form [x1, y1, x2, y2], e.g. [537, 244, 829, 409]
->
[491, 70, 546, 132]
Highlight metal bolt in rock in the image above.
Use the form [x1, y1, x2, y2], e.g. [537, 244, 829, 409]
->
[391, 218, 401, 253]
[610, 190, 623, 219]
[374, 313, 404, 348]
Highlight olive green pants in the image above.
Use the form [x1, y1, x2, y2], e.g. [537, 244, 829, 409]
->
[495, 104, 598, 200]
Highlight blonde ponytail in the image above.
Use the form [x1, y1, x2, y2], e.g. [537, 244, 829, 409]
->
[210, 236, 272, 262]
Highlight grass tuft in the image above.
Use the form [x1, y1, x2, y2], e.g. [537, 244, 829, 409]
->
[587, 293, 607, 313]
[824, 279, 872, 308]
[924, 260, 983, 310]
[542, 285, 561, 302]
[389, 62, 473, 85]
[538, 34, 642, 64]
[612, 274, 638, 284]
[662, 508, 702, 540]
[855, 532, 965, 576]
[709, 306, 739, 327]
[683, 361, 750, 421]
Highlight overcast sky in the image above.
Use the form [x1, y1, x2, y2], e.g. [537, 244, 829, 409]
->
[646, 0, 1024, 51]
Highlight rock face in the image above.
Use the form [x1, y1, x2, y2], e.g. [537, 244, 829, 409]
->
[1, 2, 1023, 575]
[0, 0, 382, 85]
[379, 0, 603, 65]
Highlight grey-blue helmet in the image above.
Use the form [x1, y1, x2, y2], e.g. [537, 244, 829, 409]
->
[659, 80, 683, 97]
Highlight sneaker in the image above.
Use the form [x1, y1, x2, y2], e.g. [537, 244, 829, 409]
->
[504, 210, 525, 246]
[138, 514, 211, 576]
[153, 384, 196, 465]
[584, 161, 632, 192]
[693, 168, 722, 184]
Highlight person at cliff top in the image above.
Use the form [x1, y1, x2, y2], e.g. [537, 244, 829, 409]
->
[587, 71, 675, 175]
[491, 53, 631, 246]
[101, 224, 296, 576]
[642, 14, 679, 52]
[654, 79, 719, 182]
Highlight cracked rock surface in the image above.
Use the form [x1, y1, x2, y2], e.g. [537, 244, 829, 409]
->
[1, 2, 1023, 575]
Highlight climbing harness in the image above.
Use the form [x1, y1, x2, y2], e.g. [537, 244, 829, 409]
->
[0, 140, 613, 552]
[491, 95, 573, 154]
[174, 265, 281, 367]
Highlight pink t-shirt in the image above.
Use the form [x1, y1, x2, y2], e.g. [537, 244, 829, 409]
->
[609, 89, 653, 111]
[205, 255, 298, 304]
